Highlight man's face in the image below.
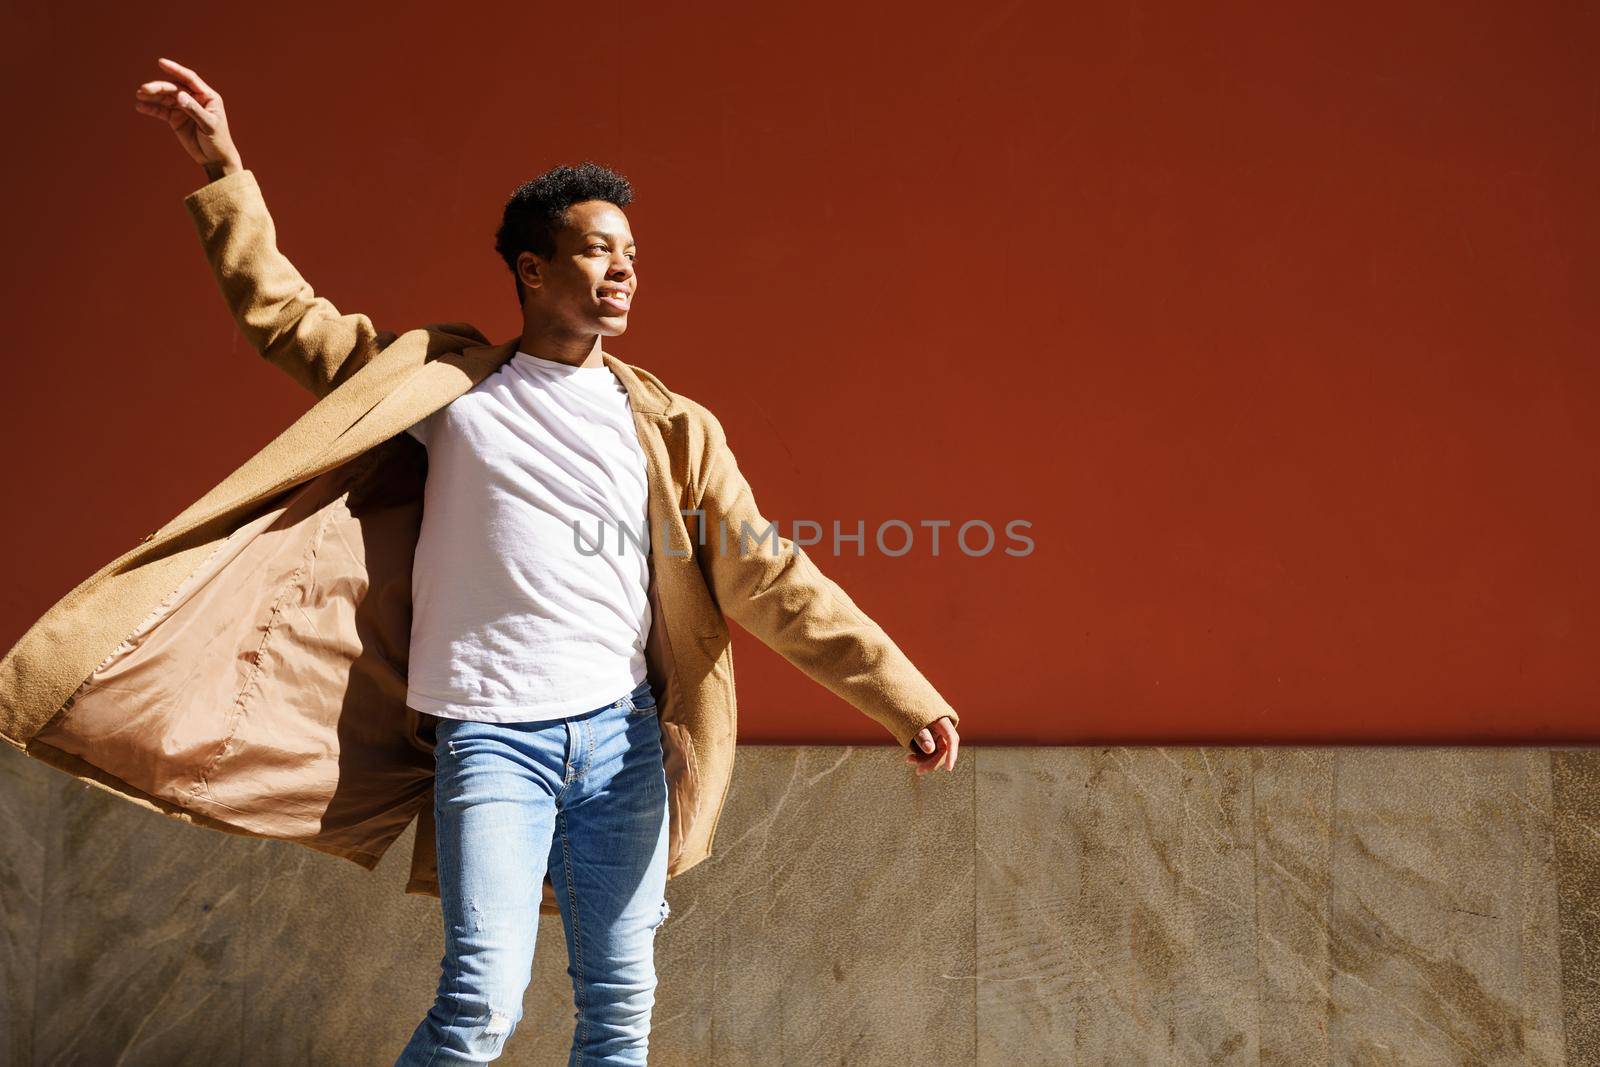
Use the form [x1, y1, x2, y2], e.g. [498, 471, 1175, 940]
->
[518, 199, 637, 336]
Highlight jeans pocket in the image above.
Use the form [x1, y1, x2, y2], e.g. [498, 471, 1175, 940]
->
[626, 689, 659, 717]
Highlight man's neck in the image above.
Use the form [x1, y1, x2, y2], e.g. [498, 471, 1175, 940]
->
[516, 325, 605, 368]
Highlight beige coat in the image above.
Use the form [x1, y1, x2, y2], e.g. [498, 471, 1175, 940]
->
[0, 169, 958, 915]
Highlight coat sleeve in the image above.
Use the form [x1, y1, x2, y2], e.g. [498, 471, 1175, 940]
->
[692, 407, 960, 750]
[183, 169, 386, 400]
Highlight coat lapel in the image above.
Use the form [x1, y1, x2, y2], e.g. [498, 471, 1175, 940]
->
[310, 337, 519, 477]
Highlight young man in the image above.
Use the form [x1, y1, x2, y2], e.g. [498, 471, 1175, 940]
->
[124, 58, 961, 1065]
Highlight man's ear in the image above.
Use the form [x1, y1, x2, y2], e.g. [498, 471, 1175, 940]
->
[517, 250, 544, 292]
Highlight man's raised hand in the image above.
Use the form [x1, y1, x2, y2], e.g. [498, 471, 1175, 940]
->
[133, 57, 243, 179]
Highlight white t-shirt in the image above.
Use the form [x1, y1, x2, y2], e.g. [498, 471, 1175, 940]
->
[402, 350, 652, 723]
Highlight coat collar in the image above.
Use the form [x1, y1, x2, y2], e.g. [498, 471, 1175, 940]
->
[454, 337, 675, 418]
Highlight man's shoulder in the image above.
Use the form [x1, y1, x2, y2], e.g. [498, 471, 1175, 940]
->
[418, 321, 493, 351]
[370, 320, 493, 364]
[670, 392, 719, 429]
[607, 356, 722, 435]
[667, 391, 726, 450]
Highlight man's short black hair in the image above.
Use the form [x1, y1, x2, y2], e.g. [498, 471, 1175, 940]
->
[495, 161, 635, 306]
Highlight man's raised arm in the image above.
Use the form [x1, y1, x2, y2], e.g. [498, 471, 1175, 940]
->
[136, 57, 384, 400]
[691, 406, 960, 753]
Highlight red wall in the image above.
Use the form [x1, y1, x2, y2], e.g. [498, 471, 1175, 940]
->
[3, 3, 1595, 743]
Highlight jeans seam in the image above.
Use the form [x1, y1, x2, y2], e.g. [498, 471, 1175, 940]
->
[586, 718, 596, 780]
[561, 809, 589, 1054]
[416, 744, 466, 1067]
[561, 721, 576, 792]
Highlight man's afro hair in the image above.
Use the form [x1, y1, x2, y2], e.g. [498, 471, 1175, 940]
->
[494, 161, 634, 305]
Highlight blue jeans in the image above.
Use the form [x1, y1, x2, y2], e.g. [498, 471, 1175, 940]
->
[394, 677, 670, 1066]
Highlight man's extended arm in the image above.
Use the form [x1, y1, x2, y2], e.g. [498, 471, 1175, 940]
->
[183, 168, 387, 400]
[693, 409, 959, 751]
[135, 57, 384, 401]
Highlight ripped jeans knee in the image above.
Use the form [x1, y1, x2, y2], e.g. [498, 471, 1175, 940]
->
[392, 994, 522, 1066]
[483, 1006, 515, 1038]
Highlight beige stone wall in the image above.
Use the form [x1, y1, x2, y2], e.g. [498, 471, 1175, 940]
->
[3, 745, 1597, 1065]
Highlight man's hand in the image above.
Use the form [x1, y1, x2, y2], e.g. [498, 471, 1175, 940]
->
[133, 57, 243, 180]
[904, 716, 959, 775]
